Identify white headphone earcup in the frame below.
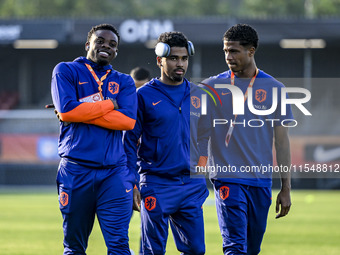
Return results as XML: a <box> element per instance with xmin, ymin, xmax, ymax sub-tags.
<box><xmin>155</xmin><ymin>41</ymin><xmax>194</xmax><ymax>57</ymax></box>
<box><xmin>187</xmin><ymin>41</ymin><xmax>195</xmax><ymax>56</ymax></box>
<box><xmin>155</xmin><ymin>42</ymin><xmax>170</xmax><ymax>57</ymax></box>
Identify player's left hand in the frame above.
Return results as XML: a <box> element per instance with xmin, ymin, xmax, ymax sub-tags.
<box><xmin>53</xmin><ymin>109</ymin><xmax>71</xmax><ymax>127</ymax></box>
<box><xmin>275</xmin><ymin>187</ymin><xmax>291</xmax><ymax>219</ymax></box>
<box><xmin>133</xmin><ymin>188</ymin><xmax>141</xmax><ymax>212</ymax></box>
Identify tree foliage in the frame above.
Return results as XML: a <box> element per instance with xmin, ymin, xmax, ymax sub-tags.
<box><xmin>0</xmin><ymin>0</ymin><xmax>339</xmax><ymax>18</ymax></box>
<box><xmin>241</xmin><ymin>0</ymin><xmax>305</xmax><ymax>17</ymax></box>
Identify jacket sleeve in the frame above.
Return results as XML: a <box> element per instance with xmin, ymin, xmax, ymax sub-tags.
<box><xmin>58</xmin><ymin>100</ymin><xmax>115</xmax><ymax>122</ymax></box>
<box><xmin>197</xmin><ymin>79</ymin><xmax>214</xmax><ymax>158</ymax></box>
<box><xmin>85</xmin><ymin>111</ymin><xmax>136</xmax><ymax>130</ymax></box>
<box><xmin>124</xmin><ymin>92</ymin><xmax>145</xmax><ymax>186</ymax></box>
<box><xmin>85</xmin><ymin>75</ymin><xmax>137</xmax><ymax>130</ymax></box>
<box><xmin>51</xmin><ymin>63</ymin><xmax>137</xmax><ymax>130</ymax></box>
<box><xmin>197</xmin><ymin>113</ymin><xmax>210</xmax><ymax>158</ymax></box>
<box><xmin>51</xmin><ymin>63</ymin><xmax>115</xmax><ymax>122</ymax></box>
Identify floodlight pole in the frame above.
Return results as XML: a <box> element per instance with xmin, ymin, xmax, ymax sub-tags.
<box><xmin>280</xmin><ymin>38</ymin><xmax>326</xmax><ymax>111</ymax></box>
<box><xmin>19</xmin><ymin>56</ymin><xmax>31</xmax><ymax>107</ymax></box>
<box><xmin>304</xmin><ymin>48</ymin><xmax>312</xmax><ymax>109</ymax></box>
<box><xmin>192</xmin><ymin>45</ymin><xmax>202</xmax><ymax>79</ymax></box>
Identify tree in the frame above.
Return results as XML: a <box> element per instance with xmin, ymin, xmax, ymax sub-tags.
<box><xmin>241</xmin><ymin>0</ymin><xmax>305</xmax><ymax>17</ymax></box>
<box><xmin>0</xmin><ymin>0</ymin><xmax>339</xmax><ymax>18</ymax></box>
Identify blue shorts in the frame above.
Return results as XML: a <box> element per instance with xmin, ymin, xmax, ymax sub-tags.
<box><xmin>57</xmin><ymin>159</ymin><xmax>134</xmax><ymax>255</ymax></box>
<box><xmin>213</xmin><ymin>181</ymin><xmax>272</xmax><ymax>255</ymax></box>
<box><xmin>140</xmin><ymin>178</ymin><xmax>208</xmax><ymax>255</ymax></box>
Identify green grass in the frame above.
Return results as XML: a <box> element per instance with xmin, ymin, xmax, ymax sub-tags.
<box><xmin>0</xmin><ymin>188</ymin><xmax>340</xmax><ymax>254</ymax></box>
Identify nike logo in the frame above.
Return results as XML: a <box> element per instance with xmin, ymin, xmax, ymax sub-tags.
<box><xmin>152</xmin><ymin>100</ymin><xmax>162</xmax><ymax>106</ymax></box>
<box><xmin>126</xmin><ymin>189</ymin><xmax>132</xmax><ymax>193</ymax></box>
<box><xmin>313</xmin><ymin>146</ymin><xmax>340</xmax><ymax>162</ymax></box>
<box><xmin>221</xmin><ymin>92</ymin><xmax>231</xmax><ymax>95</ymax></box>
<box><xmin>78</xmin><ymin>81</ymin><xmax>88</xmax><ymax>85</ymax></box>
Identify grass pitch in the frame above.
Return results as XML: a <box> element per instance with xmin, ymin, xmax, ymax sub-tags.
<box><xmin>0</xmin><ymin>187</ymin><xmax>339</xmax><ymax>254</ymax></box>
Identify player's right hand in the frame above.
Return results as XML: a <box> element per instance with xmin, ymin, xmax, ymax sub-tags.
<box><xmin>133</xmin><ymin>188</ymin><xmax>141</xmax><ymax>212</ymax></box>
<box><xmin>54</xmin><ymin>109</ymin><xmax>71</xmax><ymax>127</ymax></box>
<box><xmin>45</xmin><ymin>104</ymin><xmax>55</xmax><ymax>109</ymax></box>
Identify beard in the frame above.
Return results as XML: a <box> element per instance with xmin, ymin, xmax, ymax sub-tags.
<box><xmin>171</xmin><ymin>74</ymin><xmax>184</xmax><ymax>82</ymax></box>
<box><xmin>170</xmin><ymin>69</ymin><xmax>185</xmax><ymax>82</ymax></box>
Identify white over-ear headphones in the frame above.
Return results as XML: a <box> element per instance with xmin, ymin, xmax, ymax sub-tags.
<box><xmin>155</xmin><ymin>41</ymin><xmax>195</xmax><ymax>57</ymax></box>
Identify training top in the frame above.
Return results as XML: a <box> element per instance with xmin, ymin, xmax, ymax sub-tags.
<box><xmin>51</xmin><ymin>57</ymin><xmax>137</xmax><ymax>169</ymax></box>
<box><xmin>124</xmin><ymin>78</ymin><xmax>206</xmax><ymax>185</ymax></box>
<box><xmin>201</xmin><ymin>69</ymin><xmax>294</xmax><ymax>187</ymax></box>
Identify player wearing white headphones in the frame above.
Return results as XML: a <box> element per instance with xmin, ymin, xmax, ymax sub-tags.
<box><xmin>124</xmin><ymin>31</ymin><xmax>208</xmax><ymax>255</ymax></box>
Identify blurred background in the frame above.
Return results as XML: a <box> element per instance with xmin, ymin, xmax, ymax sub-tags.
<box><xmin>0</xmin><ymin>0</ymin><xmax>340</xmax><ymax>189</ymax></box>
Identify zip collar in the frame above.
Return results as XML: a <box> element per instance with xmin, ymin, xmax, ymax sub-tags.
<box><xmin>147</xmin><ymin>78</ymin><xmax>191</xmax><ymax>110</ymax></box>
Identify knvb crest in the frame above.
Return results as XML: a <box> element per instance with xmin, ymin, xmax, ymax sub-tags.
<box><xmin>255</xmin><ymin>89</ymin><xmax>267</xmax><ymax>103</ymax></box>
<box><xmin>109</xmin><ymin>82</ymin><xmax>119</xmax><ymax>95</ymax></box>
<box><xmin>219</xmin><ymin>186</ymin><xmax>229</xmax><ymax>200</ymax></box>
<box><xmin>145</xmin><ymin>196</ymin><xmax>156</xmax><ymax>211</ymax></box>
<box><xmin>60</xmin><ymin>191</ymin><xmax>69</xmax><ymax>206</ymax></box>
<box><xmin>191</xmin><ymin>96</ymin><xmax>201</xmax><ymax>109</ymax></box>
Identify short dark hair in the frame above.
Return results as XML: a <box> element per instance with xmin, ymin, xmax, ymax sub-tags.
<box><xmin>87</xmin><ymin>23</ymin><xmax>120</xmax><ymax>44</ymax></box>
<box><xmin>130</xmin><ymin>67</ymin><xmax>151</xmax><ymax>81</ymax></box>
<box><xmin>157</xmin><ymin>31</ymin><xmax>189</xmax><ymax>49</ymax></box>
<box><xmin>223</xmin><ymin>24</ymin><xmax>259</xmax><ymax>49</ymax></box>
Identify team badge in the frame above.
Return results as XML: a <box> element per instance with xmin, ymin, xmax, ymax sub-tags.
<box><xmin>255</xmin><ymin>89</ymin><xmax>267</xmax><ymax>103</ymax></box>
<box><xmin>59</xmin><ymin>191</ymin><xmax>69</xmax><ymax>206</ymax></box>
<box><xmin>109</xmin><ymin>82</ymin><xmax>119</xmax><ymax>95</ymax></box>
<box><xmin>219</xmin><ymin>186</ymin><xmax>229</xmax><ymax>200</ymax></box>
<box><xmin>144</xmin><ymin>196</ymin><xmax>156</xmax><ymax>211</ymax></box>
<box><xmin>191</xmin><ymin>96</ymin><xmax>200</xmax><ymax>109</ymax></box>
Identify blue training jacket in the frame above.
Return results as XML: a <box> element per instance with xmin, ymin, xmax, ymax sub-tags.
<box><xmin>201</xmin><ymin>69</ymin><xmax>294</xmax><ymax>187</ymax></box>
<box><xmin>51</xmin><ymin>57</ymin><xmax>137</xmax><ymax>169</ymax></box>
<box><xmin>124</xmin><ymin>78</ymin><xmax>206</xmax><ymax>185</ymax></box>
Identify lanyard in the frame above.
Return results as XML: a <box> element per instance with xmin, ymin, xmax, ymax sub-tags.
<box><xmin>225</xmin><ymin>68</ymin><xmax>258</xmax><ymax>147</ymax></box>
<box><xmin>230</xmin><ymin>68</ymin><xmax>258</xmax><ymax>125</ymax></box>
<box><xmin>85</xmin><ymin>63</ymin><xmax>111</xmax><ymax>99</ymax></box>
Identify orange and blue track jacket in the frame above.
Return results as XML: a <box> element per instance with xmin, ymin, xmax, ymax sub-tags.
<box><xmin>51</xmin><ymin>57</ymin><xmax>137</xmax><ymax>168</ymax></box>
